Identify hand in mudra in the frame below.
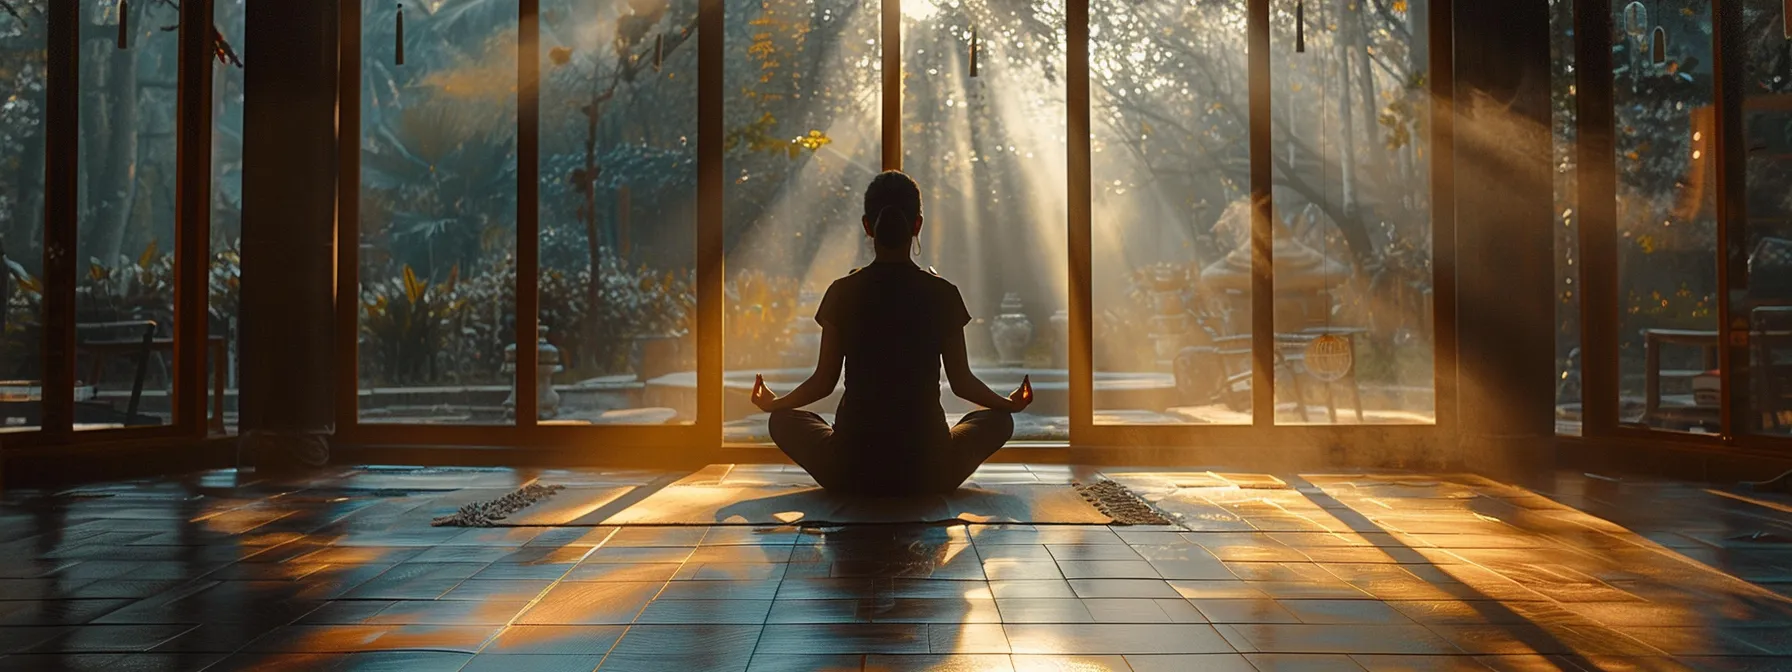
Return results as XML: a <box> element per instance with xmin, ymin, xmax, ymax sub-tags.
<box><xmin>751</xmin><ymin>374</ymin><xmax>780</xmax><ymax>413</ymax></box>
<box><xmin>1006</xmin><ymin>375</ymin><xmax>1033</xmax><ymax>413</ymax></box>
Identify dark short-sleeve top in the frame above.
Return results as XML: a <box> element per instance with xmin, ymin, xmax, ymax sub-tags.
<box><xmin>816</xmin><ymin>261</ymin><xmax>973</xmax><ymax>451</ymax></box>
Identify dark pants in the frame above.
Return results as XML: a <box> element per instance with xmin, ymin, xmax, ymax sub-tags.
<box><xmin>769</xmin><ymin>409</ymin><xmax>1015</xmax><ymax>496</ymax></box>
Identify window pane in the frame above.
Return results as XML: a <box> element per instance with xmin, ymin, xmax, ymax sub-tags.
<box><xmin>903</xmin><ymin>0</ymin><xmax>1067</xmax><ymax>441</ymax></box>
<box><xmin>722</xmin><ymin>0</ymin><xmax>881</xmax><ymax>443</ymax></box>
<box><xmin>76</xmin><ymin>0</ymin><xmax>181</xmax><ymax>430</ymax></box>
<box><xmin>1092</xmin><ymin>0</ymin><xmax>1250</xmax><ymax>426</ymax></box>
<box><xmin>1611</xmin><ymin>1</ymin><xmax>1717</xmax><ymax>433</ymax></box>
<box><xmin>0</xmin><ymin>1</ymin><xmax>46</xmax><ymax>432</ymax></box>
<box><xmin>1738</xmin><ymin>0</ymin><xmax>1792</xmax><ymax>436</ymax></box>
<box><xmin>1551</xmin><ymin>0</ymin><xmax>1581</xmax><ymax>436</ymax></box>
<box><xmin>357</xmin><ymin>1</ymin><xmax>518</xmax><ymax>425</ymax></box>
<box><xmin>213</xmin><ymin>0</ymin><xmax>244</xmax><ymax>434</ymax></box>
<box><xmin>536</xmin><ymin>0</ymin><xmax>698</xmax><ymax>425</ymax></box>
<box><xmin>1271</xmin><ymin>0</ymin><xmax>1435</xmax><ymax>425</ymax></box>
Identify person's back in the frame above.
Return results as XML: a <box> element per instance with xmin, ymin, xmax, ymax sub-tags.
<box><xmin>752</xmin><ymin>170</ymin><xmax>1031</xmax><ymax>496</ymax></box>
<box><xmin>819</xmin><ymin>262</ymin><xmax>968</xmax><ymax>484</ymax></box>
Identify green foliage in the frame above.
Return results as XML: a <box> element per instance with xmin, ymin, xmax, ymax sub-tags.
<box><xmin>360</xmin><ymin>264</ymin><xmax>469</xmax><ymax>386</ymax></box>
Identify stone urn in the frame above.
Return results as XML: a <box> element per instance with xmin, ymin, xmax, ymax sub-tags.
<box><xmin>503</xmin><ymin>326</ymin><xmax>565</xmax><ymax>419</ymax></box>
<box><xmin>991</xmin><ymin>292</ymin><xmax>1033</xmax><ymax>367</ymax></box>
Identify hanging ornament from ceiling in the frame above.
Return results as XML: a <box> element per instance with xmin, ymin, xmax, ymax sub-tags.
<box><xmin>396</xmin><ymin>3</ymin><xmax>406</xmax><ymax>66</ymax></box>
<box><xmin>1295</xmin><ymin>0</ymin><xmax>1306</xmax><ymax>53</ymax></box>
<box><xmin>969</xmin><ymin>27</ymin><xmax>979</xmax><ymax>77</ymax></box>
<box><xmin>1649</xmin><ymin>0</ymin><xmax>1667</xmax><ymax>65</ymax></box>
<box><xmin>654</xmin><ymin>34</ymin><xmax>664</xmax><ymax>72</ymax></box>
<box><xmin>116</xmin><ymin>0</ymin><xmax>128</xmax><ymax>50</ymax></box>
<box><xmin>1622</xmin><ymin>2</ymin><xmax>1648</xmax><ymax>43</ymax></box>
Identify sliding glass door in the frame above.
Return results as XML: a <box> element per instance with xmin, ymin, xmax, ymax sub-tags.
<box><xmin>333</xmin><ymin>0</ymin><xmax>1454</xmax><ymax>450</ymax></box>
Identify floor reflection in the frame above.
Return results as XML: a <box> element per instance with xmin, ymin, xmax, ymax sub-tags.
<box><xmin>0</xmin><ymin>466</ymin><xmax>1788</xmax><ymax>669</ymax></box>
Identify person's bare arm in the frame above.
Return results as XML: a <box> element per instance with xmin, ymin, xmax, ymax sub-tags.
<box><xmin>753</xmin><ymin>326</ymin><xmax>844</xmax><ymax>412</ymax></box>
<box><xmin>943</xmin><ymin>331</ymin><xmax>1031</xmax><ymax>412</ymax></box>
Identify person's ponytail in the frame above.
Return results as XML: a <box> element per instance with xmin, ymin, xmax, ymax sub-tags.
<box><xmin>872</xmin><ymin>204</ymin><xmax>913</xmax><ymax>250</ymax></box>
<box><xmin>863</xmin><ymin>171</ymin><xmax>923</xmax><ymax>252</ymax></box>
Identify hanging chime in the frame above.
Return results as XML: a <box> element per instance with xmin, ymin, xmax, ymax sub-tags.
<box><xmin>969</xmin><ymin>27</ymin><xmax>979</xmax><ymax>77</ymax></box>
<box><xmin>1295</xmin><ymin>0</ymin><xmax>1306</xmax><ymax>53</ymax></box>
<box><xmin>1622</xmin><ymin>2</ymin><xmax>1646</xmax><ymax>38</ymax></box>
<box><xmin>1785</xmin><ymin>0</ymin><xmax>1791</xmax><ymax>40</ymax></box>
<box><xmin>653</xmin><ymin>34</ymin><xmax>664</xmax><ymax>72</ymax></box>
<box><xmin>116</xmin><ymin>0</ymin><xmax>128</xmax><ymax>50</ymax></box>
<box><xmin>395</xmin><ymin>3</ymin><xmax>406</xmax><ymax>66</ymax></box>
<box><xmin>1647</xmin><ymin>0</ymin><xmax>1666</xmax><ymax>65</ymax></box>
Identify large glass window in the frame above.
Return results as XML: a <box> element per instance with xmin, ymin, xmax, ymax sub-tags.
<box><xmin>1738</xmin><ymin>0</ymin><xmax>1792</xmax><ymax>436</ymax></box>
<box><xmin>1271</xmin><ymin>0</ymin><xmax>1435</xmax><ymax>425</ymax></box>
<box><xmin>721</xmin><ymin>0</ymin><xmax>881</xmax><ymax>443</ymax></box>
<box><xmin>903</xmin><ymin>0</ymin><xmax>1067</xmax><ymax>440</ymax></box>
<box><xmin>536</xmin><ymin>0</ymin><xmax>699</xmax><ymax>425</ymax></box>
<box><xmin>357</xmin><ymin>1</ymin><xmax>519</xmax><ymax>425</ymax></box>
<box><xmin>1091</xmin><ymin>0</ymin><xmax>1250</xmax><ymax>426</ymax></box>
<box><xmin>0</xmin><ymin>1</ymin><xmax>46</xmax><ymax>432</ymax></box>
<box><xmin>76</xmin><ymin>0</ymin><xmax>182</xmax><ymax>430</ymax></box>
<box><xmin>1611</xmin><ymin>0</ymin><xmax>1718</xmax><ymax>433</ymax></box>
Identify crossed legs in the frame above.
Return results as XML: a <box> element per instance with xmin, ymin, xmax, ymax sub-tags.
<box><xmin>768</xmin><ymin>409</ymin><xmax>1015</xmax><ymax>495</ymax></box>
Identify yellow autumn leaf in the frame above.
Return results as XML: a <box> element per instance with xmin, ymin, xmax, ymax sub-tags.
<box><xmin>403</xmin><ymin>265</ymin><xmax>427</xmax><ymax>305</ymax></box>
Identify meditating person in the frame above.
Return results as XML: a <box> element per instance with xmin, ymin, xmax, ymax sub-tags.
<box><xmin>751</xmin><ymin>170</ymin><xmax>1033</xmax><ymax>496</ymax></box>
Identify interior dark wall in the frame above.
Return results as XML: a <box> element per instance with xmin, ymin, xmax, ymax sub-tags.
<box><xmin>1452</xmin><ymin>0</ymin><xmax>1558</xmax><ymax>469</ymax></box>
<box><xmin>239</xmin><ymin>2</ymin><xmax>339</xmax><ymax>450</ymax></box>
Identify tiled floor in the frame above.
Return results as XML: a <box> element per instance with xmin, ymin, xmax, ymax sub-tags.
<box><xmin>0</xmin><ymin>465</ymin><xmax>1790</xmax><ymax>671</ymax></box>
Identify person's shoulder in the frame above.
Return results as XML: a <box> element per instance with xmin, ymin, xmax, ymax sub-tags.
<box><xmin>918</xmin><ymin>266</ymin><xmax>960</xmax><ymax>291</ymax></box>
<box><xmin>831</xmin><ymin>266</ymin><xmax>868</xmax><ymax>284</ymax></box>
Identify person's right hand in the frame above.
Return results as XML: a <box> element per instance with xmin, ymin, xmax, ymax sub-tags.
<box><xmin>751</xmin><ymin>374</ymin><xmax>780</xmax><ymax>413</ymax></box>
<box><xmin>1005</xmin><ymin>375</ymin><xmax>1033</xmax><ymax>413</ymax></box>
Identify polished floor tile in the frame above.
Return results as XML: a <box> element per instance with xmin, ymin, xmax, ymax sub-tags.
<box><xmin>0</xmin><ymin>466</ymin><xmax>1787</xmax><ymax>669</ymax></box>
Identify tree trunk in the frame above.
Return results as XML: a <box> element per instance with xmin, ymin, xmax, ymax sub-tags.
<box><xmin>92</xmin><ymin>35</ymin><xmax>140</xmax><ymax>266</ymax></box>
<box><xmin>1334</xmin><ymin>0</ymin><xmax>1358</xmax><ymax>221</ymax></box>
<box><xmin>1356</xmin><ymin>2</ymin><xmax>1388</xmax><ymax>214</ymax></box>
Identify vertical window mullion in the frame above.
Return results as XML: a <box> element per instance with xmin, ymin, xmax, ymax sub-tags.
<box><xmin>176</xmin><ymin>0</ymin><xmax>216</xmax><ymax>436</ymax></box>
<box><xmin>42</xmin><ymin>0</ymin><xmax>79</xmax><ymax>437</ymax></box>
<box><xmin>517</xmin><ymin>0</ymin><xmax>542</xmax><ymax>428</ymax></box>
<box><xmin>1248</xmin><ymin>0</ymin><xmax>1274</xmax><ymax>429</ymax></box>
<box><xmin>883</xmin><ymin>0</ymin><xmax>901</xmax><ymax>170</ymax></box>
<box><xmin>698</xmin><ymin>0</ymin><xmax>725</xmax><ymax>441</ymax></box>
<box><xmin>1430</xmin><ymin>0</ymin><xmax>1457</xmax><ymax>434</ymax></box>
<box><xmin>1068</xmin><ymin>0</ymin><xmax>1092</xmax><ymax>443</ymax></box>
<box><xmin>1574</xmin><ymin>0</ymin><xmax>1619</xmax><ymax>437</ymax></box>
<box><xmin>337</xmin><ymin>1</ymin><xmax>363</xmax><ymax>435</ymax></box>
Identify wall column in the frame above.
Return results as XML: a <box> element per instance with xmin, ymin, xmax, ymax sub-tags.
<box><xmin>238</xmin><ymin>0</ymin><xmax>339</xmax><ymax>469</ymax></box>
<box><xmin>1451</xmin><ymin>0</ymin><xmax>1558</xmax><ymax>472</ymax></box>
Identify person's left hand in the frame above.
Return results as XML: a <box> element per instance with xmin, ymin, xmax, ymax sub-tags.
<box><xmin>751</xmin><ymin>374</ymin><xmax>780</xmax><ymax>413</ymax></box>
<box><xmin>1005</xmin><ymin>375</ymin><xmax>1034</xmax><ymax>413</ymax></box>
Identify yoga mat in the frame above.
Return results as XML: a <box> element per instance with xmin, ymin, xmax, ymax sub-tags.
<box><xmin>585</xmin><ymin>481</ymin><xmax>1114</xmax><ymax>526</ymax></box>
